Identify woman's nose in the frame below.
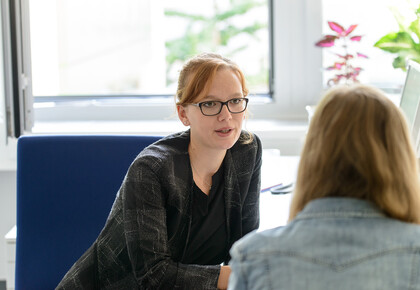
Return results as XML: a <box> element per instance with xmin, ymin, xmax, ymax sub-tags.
<box><xmin>218</xmin><ymin>103</ymin><xmax>232</xmax><ymax>121</ymax></box>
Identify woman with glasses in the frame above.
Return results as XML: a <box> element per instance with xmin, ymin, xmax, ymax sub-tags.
<box><xmin>228</xmin><ymin>84</ymin><xmax>420</xmax><ymax>289</ymax></box>
<box><xmin>57</xmin><ymin>52</ymin><xmax>262</xmax><ymax>290</ymax></box>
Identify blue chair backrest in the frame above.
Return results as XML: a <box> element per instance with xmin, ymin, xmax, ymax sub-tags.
<box><xmin>15</xmin><ymin>134</ymin><xmax>161</xmax><ymax>290</ymax></box>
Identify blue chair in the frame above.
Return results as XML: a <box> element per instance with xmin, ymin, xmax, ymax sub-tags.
<box><xmin>15</xmin><ymin>134</ymin><xmax>162</xmax><ymax>290</ymax></box>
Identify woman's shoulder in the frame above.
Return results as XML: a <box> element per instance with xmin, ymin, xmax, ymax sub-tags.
<box><xmin>235</xmin><ymin>131</ymin><xmax>261</xmax><ymax>149</ymax></box>
<box><xmin>129</xmin><ymin>131</ymin><xmax>189</xmax><ymax>169</ymax></box>
<box><xmin>140</xmin><ymin>131</ymin><xmax>189</xmax><ymax>156</ymax></box>
<box><xmin>229</xmin><ymin>131</ymin><xmax>262</xmax><ymax>161</ymax></box>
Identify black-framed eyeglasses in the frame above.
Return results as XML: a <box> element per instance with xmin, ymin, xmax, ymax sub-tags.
<box><xmin>191</xmin><ymin>98</ymin><xmax>249</xmax><ymax>116</ymax></box>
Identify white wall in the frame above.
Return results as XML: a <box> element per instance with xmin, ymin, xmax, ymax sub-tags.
<box><xmin>0</xmin><ymin>0</ymin><xmax>17</xmax><ymax>282</ymax></box>
<box><xmin>0</xmin><ymin>170</ymin><xmax>16</xmax><ymax>283</ymax></box>
<box><xmin>0</xmin><ymin>117</ymin><xmax>17</xmax><ymax>284</ymax></box>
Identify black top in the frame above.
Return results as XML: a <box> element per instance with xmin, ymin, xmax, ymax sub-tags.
<box><xmin>182</xmin><ymin>163</ymin><xmax>227</xmax><ymax>265</ymax></box>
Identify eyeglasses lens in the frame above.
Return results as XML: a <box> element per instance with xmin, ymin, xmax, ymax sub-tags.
<box><xmin>201</xmin><ymin>99</ymin><xmax>247</xmax><ymax>116</ymax></box>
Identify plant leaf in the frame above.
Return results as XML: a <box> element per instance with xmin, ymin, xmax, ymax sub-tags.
<box><xmin>315</xmin><ymin>35</ymin><xmax>337</xmax><ymax>47</ymax></box>
<box><xmin>345</xmin><ymin>24</ymin><xmax>358</xmax><ymax>36</ymax></box>
<box><xmin>334</xmin><ymin>62</ymin><xmax>346</xmax><ymax>69</ymax></box>
<box><xmin>357</xmin><ymin>52</ymin><xmax>368</xmax><ymax>58</ymax></box>
<box><xmin>326</xmin><ymin>66</ymin><xmax>338</xmax><ymax>71</ymax></box>
<box><xmin>374</xmin><ymin>32</ymin><xmax>416</xmax><ymax>53</ymax></box>
<box><xmin>165</xmin><ymin>10</ymin><xmax>208</xmax><ymax>21</ymax></box>
<box><xmin>350</xmin><ymin>35</ymin><xmax>362</xmax><ymax>41</ymax></box>
<box><xmin>328</xmin><ymin>21</ymin><xmax>345</xmax><ymax>35</ymax></box>
<box><xmin>392</xmin><ymin>56</ymin><xmax>407</xmax><ymax>71</ymax></box>
<box><xmin>409</xmin><ymin>18</ymin><xmax>420</xmax><ymax>42</ymax></box>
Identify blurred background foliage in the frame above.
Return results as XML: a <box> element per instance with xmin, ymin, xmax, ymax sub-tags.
<box><xmin>374</xmin><ymin>3</ymin><xmax>420</xmax><ymax>71</ymax></box>
<box><xmin>164</xmin><ymin>0</ymin><xmax>268</xmax><ymax>90</ymax></box>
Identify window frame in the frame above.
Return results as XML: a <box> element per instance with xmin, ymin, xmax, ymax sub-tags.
<box><xmin>5</xmin><ymin>0</ymin><xmax>324</xmax><ymax>135</ymax></box>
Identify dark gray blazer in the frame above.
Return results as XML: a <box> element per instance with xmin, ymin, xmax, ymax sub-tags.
<box><xmin>57</xmin><ymin>130</ymin><xmax>262</xmax><ymax>289</ymax></box>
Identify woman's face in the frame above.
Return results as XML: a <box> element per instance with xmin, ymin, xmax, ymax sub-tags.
<box><xmin>177</xmin><ymin>68</ymin><xmax>246</xmax><ymax>153</ymax></box>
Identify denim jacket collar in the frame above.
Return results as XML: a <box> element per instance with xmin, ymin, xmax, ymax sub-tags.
<box><xmin>294</xmin><ymin>197</ymin><xmax>387</xmax><ymax>221</ymax></box>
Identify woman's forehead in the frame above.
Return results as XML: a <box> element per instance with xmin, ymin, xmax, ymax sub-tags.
<box><xmin>188</xmin><ymin>67</ymin><xmax>243</xmax><ymax>102</ymax></box>
<box><xmin>200</xmin><ymin>92</ymin><xmax>244</xmax><ymax>102</ymax></box>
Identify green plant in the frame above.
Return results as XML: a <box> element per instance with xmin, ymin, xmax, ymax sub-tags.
<box><xmin>374</xmin><ymin>4</ymin><xmax>420</xmax><ymax>71</ymax></box>
<box><xmin>315</xmin><ymin>21</ymin><xmax>368</xmax><ymax>86</ymax></box>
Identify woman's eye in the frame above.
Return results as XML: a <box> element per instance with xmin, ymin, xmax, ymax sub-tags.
<box><xmin>229</xmin><ymin>98</ymin><xmax>242</xmax><ymax>104</ymax></box>
<box><xmin>202</xmin><ymin>101</ymin><xmax>217</xmax><ymax>108</ymax></box>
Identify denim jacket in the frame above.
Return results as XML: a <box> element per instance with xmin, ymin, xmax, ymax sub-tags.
<box><xmin>57</xmin><ymin>130</ymin><xmax>262</xmax><ymax>290</ymax></box>
<box><xmin>229</xmin><ymin>197</ymin><xmax>420</xmax><ymax>290</ymax></box>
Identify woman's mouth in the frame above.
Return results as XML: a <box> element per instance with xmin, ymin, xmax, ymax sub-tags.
<box><xmin>217</xmin><ymin>129</ymin><xmax>231</xmax><ymax>133</ymax></box>
<box><xmin>215</xmin><ymin>128</ymin><xmax>233</xmax><ymax>136</ymax></box>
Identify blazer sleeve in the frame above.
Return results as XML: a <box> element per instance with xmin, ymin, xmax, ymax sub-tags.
<box><xmin>241</xmin><ymin>134</ymin><xmax>262</xmax><ymax>236</ymax></box>
<box><xmin>121</xmin><ymin>155</ymin><xmax>221</xmax><ymax>289</ymax></box>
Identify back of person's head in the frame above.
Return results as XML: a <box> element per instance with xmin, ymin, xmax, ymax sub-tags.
<box><xmin>175</xmin><ymin>52</ymin><xmax>249</xmax><ymax>105</ymax></box>
<box><xmin>289</xmin><ymin>84</ymin><xmax>420</xmax><ymax>223</ymax></box>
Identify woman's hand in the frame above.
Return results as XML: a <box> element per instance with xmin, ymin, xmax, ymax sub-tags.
<box><xmin>217</xmin><ymin>265</ymin><xmax>231</xmax><ymax>289</ymax></box>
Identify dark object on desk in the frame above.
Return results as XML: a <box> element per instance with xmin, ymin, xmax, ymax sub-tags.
<box><xmin>270</xmin><ymin>182</ymin><xmax>294</xmax><ymax>194</ymax></box>
<box><xmin>15</xmin><ymin>134</ymin><xmax>162</xmax><ymax>290</ymax></box>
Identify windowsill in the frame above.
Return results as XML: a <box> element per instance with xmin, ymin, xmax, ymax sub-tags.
<box><xmin>34</xmin><ymin>93</ymin><xmax>273</xmax><ymax>107</ymax></box>
<box><xmin>0</xmin><ymin>119</ymin><xmax>308</xmax><ymax>172</ymax></box>
<box><xmin>32</xmin><ymin>118</ymin><xmax>308</xmax><ymax>153</ymax></box>
<box><xmin>31</xmin><ymin>118</ymin><xmax>307</xmax><ymax>134</ymax></box>
<box><xmin>33</xmin><ymin>94</ymin><xmax>276</xmax><ymax>122</ymax></box>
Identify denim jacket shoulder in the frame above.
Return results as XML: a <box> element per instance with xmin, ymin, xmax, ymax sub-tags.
<box><xmin>229</xmin><ymin>198</ymin><xmax>420</xmax><ymax>290</ymax></box>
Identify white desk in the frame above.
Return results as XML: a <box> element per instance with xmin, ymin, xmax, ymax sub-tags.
<box><xmin>4</xmin><ymin>151</ymin><xmax>299</xmax><ymax>289</ymax></box>
<box><xmin>259</xmin><ymin>151</ymin><xmax>299</xmax><ymax>231</ymax></box>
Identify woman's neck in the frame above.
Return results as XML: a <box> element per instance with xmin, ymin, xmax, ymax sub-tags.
<box><xmin>189</xmin><ymin>144</ymin><xmax>226</xmax><ymax>174</ymax></box>
<box><xmin>188</xmin><ymin>144</ymin><xmax>226</xmax><ymax>194</ymax></box>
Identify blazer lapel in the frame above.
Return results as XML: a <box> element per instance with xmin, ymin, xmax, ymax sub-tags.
<box><xmin>223</xmin><ymin>150</ymin><xmax>242</xmax><ymax>249</ymax></box>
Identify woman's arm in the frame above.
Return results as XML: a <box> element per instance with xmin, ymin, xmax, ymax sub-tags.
<box><xmin>217</xmin><ymin>265</ymin><xmax>232</xmax><ymax>289</ymax></box>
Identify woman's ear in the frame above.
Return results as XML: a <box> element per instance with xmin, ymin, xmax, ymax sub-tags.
<box><xmin>177</xmin><ymin>105</ymin><xmax>190</xmax><ymax>126</ymax></box>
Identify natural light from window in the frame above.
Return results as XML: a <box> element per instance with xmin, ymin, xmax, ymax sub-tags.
<box><xmin>28</xmin><ymin>0</ymin><xmax>269</xmax><ymax>98</ymax></box>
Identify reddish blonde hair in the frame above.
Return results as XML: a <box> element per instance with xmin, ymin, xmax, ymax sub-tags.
<box><xmin>176</xmin><ymin>52</ymin><xmax>249</xmax><ymax>105</ymax></box>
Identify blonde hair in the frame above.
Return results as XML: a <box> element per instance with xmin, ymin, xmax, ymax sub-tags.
<box><xmin>289</xmin><ymin>84</ymin><xmax>420</xmax><ymax>224</ymax></box>
<box><xmin>176</xmin><ymin>52</ymin><xmax>252</xmax><ymax>143</ymax></box>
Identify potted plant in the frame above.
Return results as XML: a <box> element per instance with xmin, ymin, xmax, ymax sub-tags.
<box><xmin>315</xmin><ymin>21</ymin><xmax>368</xmax><ymax>86</ymax></box>
<box><xmin>374</xmin><ymin>4</ymin><xmax>420</xmax><ymax>71</ymax></box>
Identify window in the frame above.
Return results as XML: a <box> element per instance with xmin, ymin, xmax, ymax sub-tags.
<box><xmin>29</xmin><ymin>0</ymin><xmax>270</xmax><ymax>97</ymax></box>
<box><xmin>321</xmin><ymin>0</ymin><xmax>419</xmax><ymax>93</ymax></box>
<box><xmin>0</xmin><ymin>1</ymin><xmax>7</xmax><ymax>141</ymax></box>
<box><xmin>4</xmin><ymin>0</ymin><xmax>327</xmax><ymax>137</ymax></box>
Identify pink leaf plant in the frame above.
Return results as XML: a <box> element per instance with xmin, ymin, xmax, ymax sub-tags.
<box><xmin>315</xmin><ymin>21</ymin><xmax>368</xmax><ymax>86</ymax></box>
